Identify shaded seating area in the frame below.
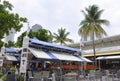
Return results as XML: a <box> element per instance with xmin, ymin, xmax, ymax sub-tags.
<box><xmin>96</xmin><ymin>55</ymin><xmax>120</xmax><ymax>81</ymax></box>
<box><xmin>19</xmin><ymin>37</ymin><xmax>92</xmax><ymax>81</ymax></box>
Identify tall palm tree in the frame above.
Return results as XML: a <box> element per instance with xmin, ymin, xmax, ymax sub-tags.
<box><xmin>53</xmin><ymin>27</ymin><xmax>74</xmax><ymax>45</ymax></box>
<box><xmin>78</xmin><ymin>5</ymin><xmax>109</xmax><ymax>66</ymax></box>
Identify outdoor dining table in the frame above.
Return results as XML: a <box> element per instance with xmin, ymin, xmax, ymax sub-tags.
<box><xmin>65</xmin><ymin>72</ymin><xmax>78</xmax><ymax>76</ymax></box>
<box><xmin>64</xmin><ymin>72</ymin><xmax>77</xmax><ymax>81</ymax></box>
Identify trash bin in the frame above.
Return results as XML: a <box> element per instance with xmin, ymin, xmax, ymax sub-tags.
<box><xmin>6</xmin><ymin>71</ymin><xmax>16</xmax><ymax>81</ymax></box>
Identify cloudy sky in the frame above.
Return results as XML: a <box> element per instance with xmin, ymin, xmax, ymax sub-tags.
<box><xmin>8</xmin><ymin>0</ymin><xmax>120</xmax><ymax>43</ymax></box>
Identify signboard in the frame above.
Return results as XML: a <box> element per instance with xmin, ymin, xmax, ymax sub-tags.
<box><xmin>111</xmin><ymin>61</ymin><xmax>119</xmax><ymax>63</ymax></box>
<box><xmin>20</xmin><ymin>54</ymin><xmax>27</xmax><ymax>73</ymax></box>
<box><xmin>0</xmin><ymin>60</ymin><xmax>3</xmax><ymax>66</ymax></box>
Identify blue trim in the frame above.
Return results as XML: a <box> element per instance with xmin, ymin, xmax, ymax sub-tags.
<box><xmin>15</xmin><ymin>56</ymin><xmax>19</xmax><ymax>61</ymax></box>
<box><xmin>5</xmin><ymin>48</ymin><xmax>17</xmax><ymax>53</ymax></box>
<box><xmin>44</xmin><ymin>51</ymin><xmax>59</xmax><ymax>60</ymax></box>
<box><xmin>100</xmin><ymin>56</ymin><xmax>107</xmax><ymax>60</ymax></box>
<box><xmin>5</xmin><ymin>48</ymin><xmax>22</xmax><ymax>54</ymax></box>
<box><xmin>74</xmin><ymin>56</ymin><xmax>86</xmax><ymax>61</ymax></box>
<box><xmin>18</xmin><ymin>50</ymin><xmax>22</xmax><ymax>54</ymax></box>
<box><xmin>29</xmin><ymin>39</ymin><xmax>81</xmax><ymax>53</ymax></box>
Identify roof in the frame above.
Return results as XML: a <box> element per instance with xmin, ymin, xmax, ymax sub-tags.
<box><xmin>29</xmin><ymin>48</ymin><xmax>91</xmax><ymax>62</ymax></box>
<box><xmin>5</xmin><ymin>48</ymin><xmax>17</xmax><ymax>53</ymax></box>
<box><xmin>68</xmin><ymin>34</ymin><xmax>120</xmax><ymax>50</ymax></box>
<box><xmin>5</xmin><ymin>48</ymin><xmax>22</xmax><ymax>54</ymax></box>
<box><xmin>84</xmin><ymin>46</ymin><xmax>120</xmax><ymax>54</ymax></box>
<box><xmin>29</xmin><ymin>39</ymin><xmax>81</xmax><ymax>53</ymax></box>
<box><xmin>96</xmin><ymin>55</ymin><xmax>120</xmax><ymax>60</ymax></box>
<box><xmin>83</xmin><ymin>46</ymin><xmax>120</xmax><ymax>57</ymax></box>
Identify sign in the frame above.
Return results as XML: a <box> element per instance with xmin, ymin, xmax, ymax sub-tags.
<box><xmin>111</xmin><ymin>61</ymin><xmax>119</xmax><ymax>63</ymax></box>
<box><xmin>0</xmin><ymin>60</ymin><xmax>3</xmax><ymax>66</ymax></box>
<box><xmin>20</xmin><ymin>54</ymin><xmax>27</xmax><ymax>73</ymax></box>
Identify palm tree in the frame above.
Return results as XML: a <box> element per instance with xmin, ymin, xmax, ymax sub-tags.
<box><xmin>53</xmin><ymin>27</ymin><xmax>74</xmax><ymax>45</ymax></box>
<box><xmin>78</xmin><ymin>4</ymin><xmax>109</xmax><ymax>66</ymax></box>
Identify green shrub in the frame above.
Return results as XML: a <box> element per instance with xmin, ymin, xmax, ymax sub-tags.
<box><xmin>10</xmin><ymin>67</ymin><xmax>16</xmax><ymax>71</ymax></box>
<box><xmin>16</xmin><ymin>75</ymin><xmax>24</xmax><ymax>81</ymax></box>
<box><xmin>0</xmin><ymin>72</ymin><xmax>3</xmax><ymax>78</ymax></box>
<box><xmin>1</xmin><ymin>74</ymin><xmax>7</xmax><ymax>81</ymax></box>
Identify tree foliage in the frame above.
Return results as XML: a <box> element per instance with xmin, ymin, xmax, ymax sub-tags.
<box><xmin>0</xmin><ymin>1</ymin><xmax>27</xmax><ymax>40</ymax></box>
<box><xmin>53</xmin><ymin>27</ymin><xmax>74</xmax><ymax>45</ymax></box>
<box><xmin>32</xmin><ymin>28</ymin><xmax>53</xmax><ymax>42</ymax></box>
<box><xmin>15</xmin><ymin>31</ymin><xmax>27</xmax><ymax>47</ymax></box>
<box><xmin>0</xmin><ymin>40</ymin><xmax>4</xmax><ymax>49</ymax></box>
<box><xmin>79</xmin><ymin>4</ymin><xmax>109</xmax><ymax>66</ymax></box>
<box><xmin>16</xmin><ymin>27</ymin><xmax>53</xmax><ymax>47</ymax></box>
<box><xmin>78</xmin><ymin>4</ymin><xmax>109</xmax><ymax>38</ymax></box>
<box><xmin>5</xmin><ymin>40</ymin><xmax>15</xmax><ymax>48</ymax></box>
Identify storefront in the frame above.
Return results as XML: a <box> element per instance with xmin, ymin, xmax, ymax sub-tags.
<box><xmin>19</xmin><ymin>37</ymin><xmax>92</xmax><ymax>81</ymax></box>
<box><xmin>96</xmin><ymin>55</ymin><xmax>120</xmax><ymax>70</ymax></box>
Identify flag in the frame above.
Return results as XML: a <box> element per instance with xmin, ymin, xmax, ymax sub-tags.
<box><xmin>80</xmin><ymin>41</ymin><xmax>84</xmax><ymax>47</ymax></box>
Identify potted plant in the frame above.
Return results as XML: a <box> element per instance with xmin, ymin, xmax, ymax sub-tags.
<box><xmin>1</xmin><ymin>74</ymin><xmax>7</xmax><ymax>81</ymax></box>
<box><xmin>16</xmin><ymin>75</ymin><xmax>24</xmax><ymax>81</ymax></box>
<box><xmin>0</xmin><ymin>72</ymin><xmax>3</xmax><ymax>78</ymax></box>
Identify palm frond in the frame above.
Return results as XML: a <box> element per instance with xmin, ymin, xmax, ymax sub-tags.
<box><xmin>53</xmin><ymin>27</ymin><xmax>73</xmax><ymax>45</ymax></box>
<box><xmin>96</xmin><ymin>19</ymin><xmax>110</xmax><ymax>26</ymax></box>
<box><xmin>94</xmin><ymin>10</ymin><xmax>104</xmax><ymax>19</ymax></box>
<box><xmin>79</xmin><ymin>4</ymin><xmax>109</xmax><ymax>39</ymax></box>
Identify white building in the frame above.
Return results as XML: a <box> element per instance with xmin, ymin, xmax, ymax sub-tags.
<box><xmin>31</xmin><ymin>24</ymin><xmax>42</xmax><ymax>32</ymax></box>
<box><xmin>5</xmin><ymin>28</ymin><xmax>15</xmax><ymax>43</ymax></box>
<box><xmin>81</xmin><ymin>33</ymin><xmax>104</xmax><ymax>42</ymax></box>
<box><xmin>68</xmin><ymin>34</ymin><xmax>120</xmax><ymax>57</ymax></box>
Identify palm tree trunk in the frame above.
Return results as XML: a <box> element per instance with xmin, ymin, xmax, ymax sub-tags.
<box><xmin>92</xmin><ymin>32</ymin><xmax>97</xmax><ymax>67</ymax></box>
<box><xmin>60</xmin><ymin>41</ymin><xmax>62</xmax><ymax>45</ymax></box>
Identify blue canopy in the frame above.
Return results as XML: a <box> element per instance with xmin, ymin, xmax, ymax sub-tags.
<box><xmin>29</xmin><ymin>39</ymin><xmax>81</xmax><ymax>53</ymax></box>
<box><xmin>29</xmin><ymin>48</ymin><xmax>83</xmax><ymax>61</ymax></box>
<box><xmin>5</xmin><ymin>48</ymin><xmax>17</xmax><ymax>53</ymax></box>
<box><xmin>29</xmin><ymin>48</ymin><xmax>92</xmax><ymax>62</ymax></box>
<box><xmin>5</xmin><ymin>48</ymin><xmax>22</xmax><ymax>54</ymax></box>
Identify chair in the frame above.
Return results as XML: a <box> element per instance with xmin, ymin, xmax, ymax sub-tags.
<box><xmin>88</xmin><ymin>70</ymin><xmax>96</xmax><ymax>81</ymax></box>
<box><xmin>33</xmin><ymin>72</ymin><xmax>42</xmax><ymax>81</ymax></box>
<box><xmin>95</xmin><ymin>71</ymin><xmax>102</xmax><ymax>81</ymax></box>
<box><xmin>105</xmin><ymin>70</ymin><xmax>114</xmax><ymax>81</ymax></box>
<box><xmin>64</xmin><ymin>76</ymin><xmax>76</xmax><ymax>81</ymax></box>
<box><xmin>41</xmin><ymin>71</ymin><xmax>51</xmax><ymax>81</ymax></box>
<box><xmin>64</xmin><ymin>72</ymin><xmax>77</xmax><ymax>81</ymax></box>
<box><xmin>113</xmin><ymin>70</ymin><xmax>120</xmax><ymax>81</ymax></box>
<box><xmin>28</xmin><ymin>71</ymin><xmax>34</xmax><ymax>81</ymax></box>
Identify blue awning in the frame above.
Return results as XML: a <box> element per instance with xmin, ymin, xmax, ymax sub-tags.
<box><xmin>96</xmin><ymin>55</ymin><xmax>120</xmax><ymax>60</ymax></box>
<box><xmin>29</xmin><ymin>48</ymin><xmax>56</xmax><ymax>60</ymax></box>
<box><xmin>15</xmin><ymin>56</ymin><xmax>20</xmax><ymax>61</ymax></box>
<box><xmin>4</xmin><ymin>55</ymin><xmax>18</xmax><ymax>61</ymax></box>
<box><xmin>44</xmin><ymin>51</ymin><xmax>59</xmax><ymax>60</ymax></box>
<box><xmin>29</xmin><ymin>48</ymin><xmax>88</xmax><ymax>62</ymax></box>
<box><xmin>74</xmin><ymin>56</ymin><xmax>92</xmax><ymax>62</ymax></box>
<box><xmin>5</xmin><ymin>48</ymin><xmax>22</xmax><ymax>54</ymax></box>
<box><xmin>29</xmin><ymin>39</ymin><xmax>81</xmax><ymax>53</ymax></box>
<box><xmin>5</xmin><ymin>48</ymin><xmax>17</xmax><ymax>53</ymax></box>
<box><xmin>47</xmin><ymin>51</ymin><xmax>83</xmax><ymax>61</ymax></box>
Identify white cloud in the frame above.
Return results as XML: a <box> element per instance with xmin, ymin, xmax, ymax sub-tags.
<box><xmin>8</xmin><ymin>0</ymin><xmax>120</xmax><ymax>43</ymax></box>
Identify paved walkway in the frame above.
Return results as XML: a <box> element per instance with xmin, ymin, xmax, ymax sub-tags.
<box><xmin>0</xmin><ymin>77</ymin><xmax>119</xmax><ymax>81</ymax></box>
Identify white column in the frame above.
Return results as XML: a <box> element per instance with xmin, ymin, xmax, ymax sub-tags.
<box><xmin>20</xmin><ymin>23</ymin><xmax>30</xmax><ymax>81</ymax></box>
<box><xmin>0</xmin><ymin>47</ymin><xmax>4</xmax><ymax>67</ymax></box>
<box><xmin>1</xmin><ymin>47</ymin><xmax>5</xmax><ymax>55</ymax></box>
<box><xmin>22</xmin><ymin>36</ymin><xmax>29</xmax><ymax>48</ymax></box>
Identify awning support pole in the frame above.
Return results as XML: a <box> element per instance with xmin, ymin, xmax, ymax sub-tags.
<box><xmin>99</xmin><ymin>60</ymin><xmax>101</xmax><ymax>70</ymax></box>
<box><xmin>59</xmin><ymin>61</ymin><xmax>63</xmax><ymax>81</ymax></box>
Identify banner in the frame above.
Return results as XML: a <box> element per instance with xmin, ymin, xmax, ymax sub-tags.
<box><xmin>0</xmin><ymin>60</ymin><xmax>3</xmax><ymax>66</ymax></box>
<box><xmin>20</xmin><ymin>54</ymin><xmax>27</xmax><ymax>73</ymax></box>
